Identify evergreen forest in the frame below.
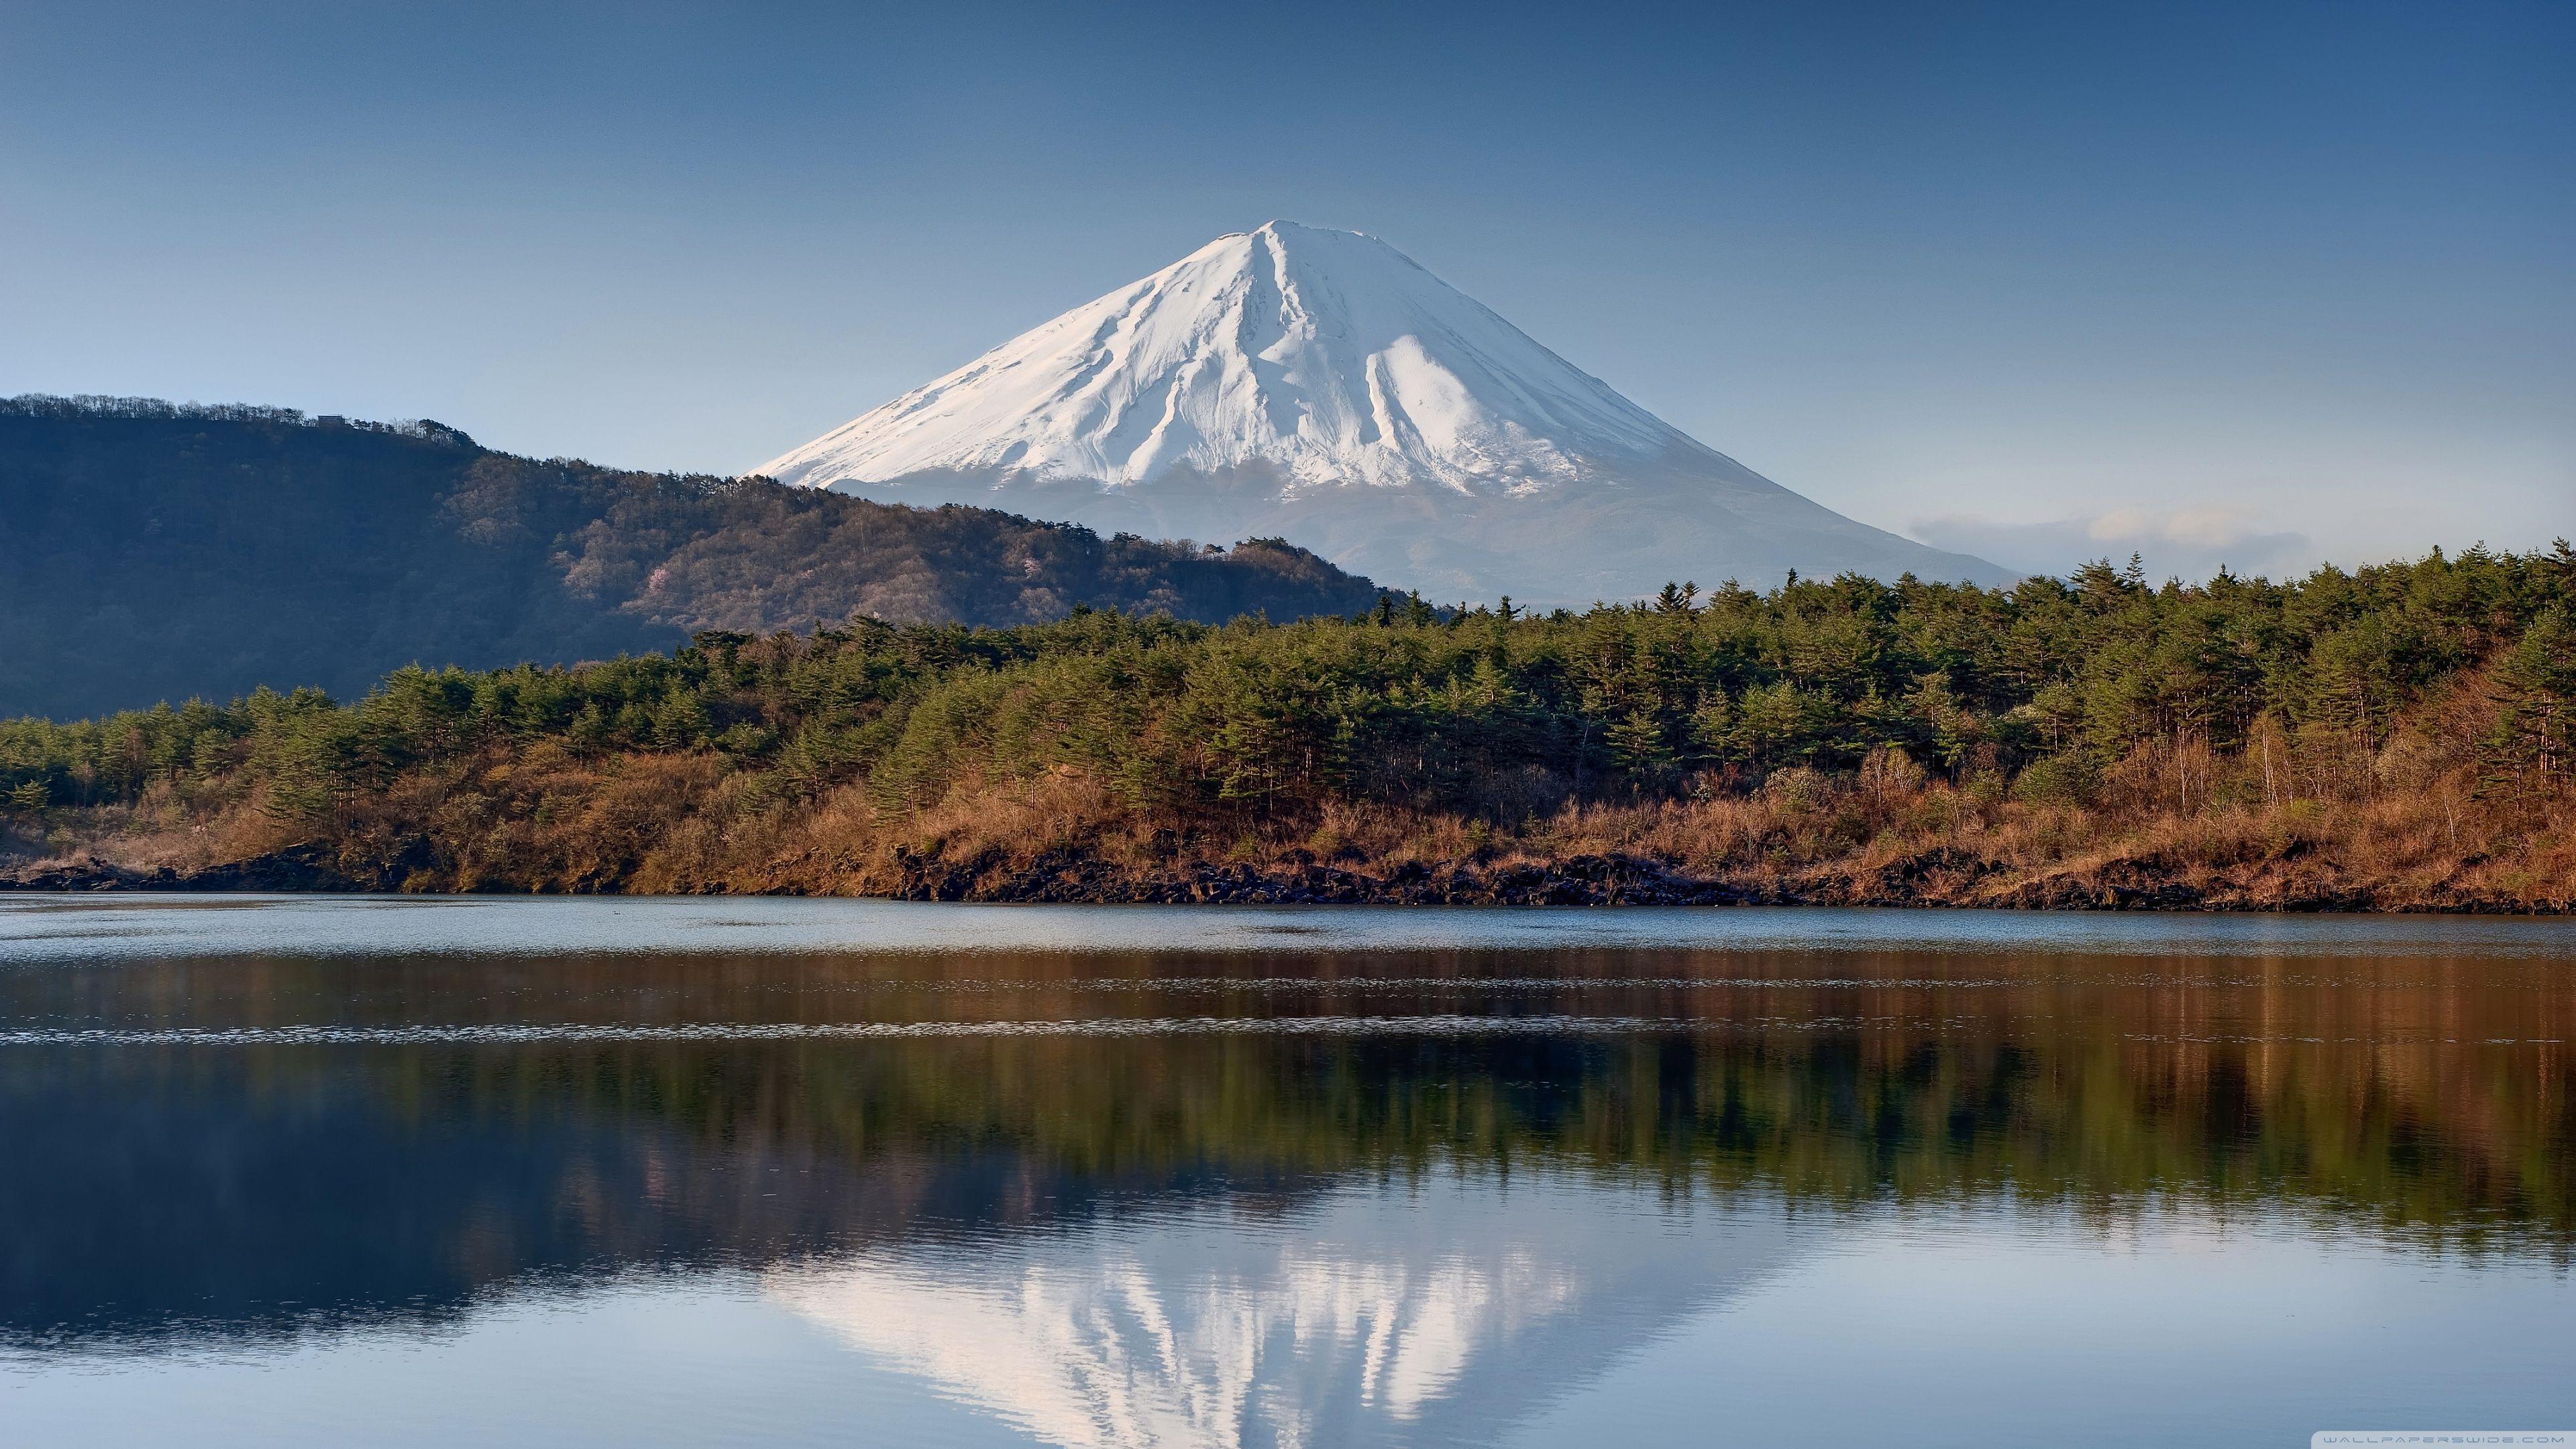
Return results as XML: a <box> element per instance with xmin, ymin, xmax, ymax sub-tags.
<box><xmin>7</xmin><ymin>531</ymin><xmax>2571</xmax><ymax>908</ymax></box>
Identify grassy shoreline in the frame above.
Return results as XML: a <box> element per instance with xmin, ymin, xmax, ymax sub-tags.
<box><xmin>9</xmin><ymin>759</ymin><xmax>2568</xmax><ymax>910</ymax></box>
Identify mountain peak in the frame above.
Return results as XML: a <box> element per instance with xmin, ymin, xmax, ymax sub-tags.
<box><xmin>760</xmin><ymin>223</ymin><xmax>1690</xmax><ymax>497</ymax></box>
<box><xmin>1245</xmin><ymin>218</ymin><xmax>1362</xmax><ymax>241</ymax></box>
<box><xmin>755</xmin><ymin>227</ymin><xmax>2008</xmax><ymax>603</ymax></box>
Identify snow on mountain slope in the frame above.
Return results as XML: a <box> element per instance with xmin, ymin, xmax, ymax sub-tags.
<box><xmin>755</xmin><ymin>222</ymin><xmax>2011</xmax><ymax>604</ymax></box>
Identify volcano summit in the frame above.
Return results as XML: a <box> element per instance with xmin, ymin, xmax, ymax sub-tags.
<box><xmin>756</xmin><ymin>221</ymin><xmax>2006</xmax><ymax>604</ymax></box>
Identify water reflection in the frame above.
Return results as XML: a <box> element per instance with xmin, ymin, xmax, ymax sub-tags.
<box><xmin>768</xmin><ymin>1178</ymin><xmax>1790</xmax><ymax>1448</ymax></box>
<box><xmin>1</xmin><ymin>904</ymin><xmax>2571</xmax><ymax>1445</ymax></box>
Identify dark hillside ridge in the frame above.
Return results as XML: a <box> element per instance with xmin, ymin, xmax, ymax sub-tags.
<box><xmin>0</xmin><ymin>396</ymin><xmax>1385</xmax><ymax>717</ymax></box>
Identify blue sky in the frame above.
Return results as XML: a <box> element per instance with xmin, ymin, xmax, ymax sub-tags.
<box><xmin>3</xmin><ymin>0</ymin><xmax>2568</xmax><ymax>580</ymax></box>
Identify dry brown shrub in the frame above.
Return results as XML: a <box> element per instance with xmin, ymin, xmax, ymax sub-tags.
<box><xmin>1857</xmin><ymin>745</ymin><xmax>1926</xmax><ymax>812</ymax></box>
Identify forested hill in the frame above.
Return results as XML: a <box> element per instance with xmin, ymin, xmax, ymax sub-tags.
<box><xmin>5</xmin><ymin>544</ymin><xmax>2571</xmax><ymax>908</ymax></box>
<box><xmin>0</xmin><ymin>396</ymin><xmax>1386</xmax><ymax>718</ymax></box>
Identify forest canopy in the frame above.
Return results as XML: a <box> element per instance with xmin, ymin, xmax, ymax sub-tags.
<box><xmin>7</xmin><ymin>540</ymin><xmax>2571</xmax><ymax>831</ymax></box>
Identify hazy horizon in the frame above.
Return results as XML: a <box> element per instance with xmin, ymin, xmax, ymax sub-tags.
<box><xmin>4</xmin><ymin>0</ymin><xmax>2568</xmax><ymax>584</ymax></box>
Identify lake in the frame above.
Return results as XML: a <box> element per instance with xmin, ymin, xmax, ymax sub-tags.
<box><xmin>1</xmin><ymin>896</ymin><xmax>2569</xmax><ymax>1446</ymax></box>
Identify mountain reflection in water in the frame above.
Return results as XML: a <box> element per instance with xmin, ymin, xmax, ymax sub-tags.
<box><xmin>0</xmin><ymin>901</ymin><xmax>2569</xmax><ymax>1447</ymax></box>
<box><xmin>765</xmin><ymin>1179</ymin><xmax>1785</xmax><ymax>1448</ymax></box>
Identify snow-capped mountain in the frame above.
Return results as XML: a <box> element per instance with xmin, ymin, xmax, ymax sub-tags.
<box><xmin>755</xmin><ymin>221</ymin><xmax>2008</xmax><ymax>604</ymax></box>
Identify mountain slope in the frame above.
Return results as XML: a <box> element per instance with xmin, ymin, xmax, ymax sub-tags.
<box><xmin>0</xmin><ymin>396</ymin><xmax>1385</xmax><ymax>718</ymax></box>
<box><xmin>758</xmin><ymin>221</ymin><xmax>2009</xmax><ymax>604</ymax></box>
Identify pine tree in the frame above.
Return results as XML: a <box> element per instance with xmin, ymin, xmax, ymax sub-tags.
<box><xmin>2481</xmin><ymin>610</ymin><xmax>2576</xmax><ymax>798</ymax></box>
<box><xmin>1605</xmin><ymin>707</ymin><xmax>1674</xmax><ymax>785</ymax></box>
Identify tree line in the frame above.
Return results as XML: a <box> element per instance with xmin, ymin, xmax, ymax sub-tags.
<box><xmin>7</xmin><ymin>543</ymin><xmax>2573</xmax><ymax>828</ymax></box>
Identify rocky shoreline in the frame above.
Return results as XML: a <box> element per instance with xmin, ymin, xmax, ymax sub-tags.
<box><xmin>5</xmin><ymin>842</ymin><xmax>2563</xmax><ymax>914</ymax></box>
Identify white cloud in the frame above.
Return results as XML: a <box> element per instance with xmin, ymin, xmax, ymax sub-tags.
<box><xmin>1911</xmin><ymin>506</ymin><xmax>2317</xmax><ymax>584</ymax></box>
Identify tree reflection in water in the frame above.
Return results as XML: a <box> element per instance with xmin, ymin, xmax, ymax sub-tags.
<box><xmin>1</xmin><ymin>933</ymin><xmax>2570</xmax><ymax>1443</ymax></box>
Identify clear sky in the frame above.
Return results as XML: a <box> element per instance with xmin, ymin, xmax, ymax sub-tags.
<box><xmin>3</xmin><ymin>0</ymin><xmax>2568</xmax><ymax>581</ymax></box>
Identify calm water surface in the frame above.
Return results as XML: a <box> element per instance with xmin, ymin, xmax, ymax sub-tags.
<box><xmin>1</xmin><ymin>897</ymin><xmax>2570</xmax><ymax>1447</ymax></box>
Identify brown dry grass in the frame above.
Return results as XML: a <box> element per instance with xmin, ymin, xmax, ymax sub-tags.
<box><xmin>10</xmin><ymin>733</ymin><xmax>2572</xmax><ymax>909</ymax></box>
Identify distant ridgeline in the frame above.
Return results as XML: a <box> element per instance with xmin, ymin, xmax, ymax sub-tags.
<box><xmin>0</xmin><ymin>396</ymin><xmax>1385</xmax><ymax>718</ymax></box>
